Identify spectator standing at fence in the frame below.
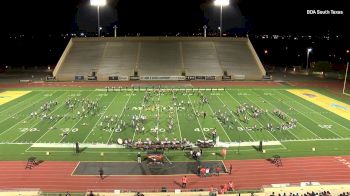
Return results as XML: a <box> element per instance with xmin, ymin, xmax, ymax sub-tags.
<box><xmin>181</xmin><ymin>176</ymin><xmax>188</xmax><ymax>188</ymax></box>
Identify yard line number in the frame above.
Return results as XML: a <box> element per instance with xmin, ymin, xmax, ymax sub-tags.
<box><xmin>194</xmin><ymin>127</ymin><xmax>213</xmax><ymax>132</ymax></box>
<box><xmin>318</xmin><ymin>124</ymin><xmax>332</xmax><ymax>129</ymax></box>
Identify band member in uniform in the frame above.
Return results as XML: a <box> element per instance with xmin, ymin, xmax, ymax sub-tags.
<box><xmin>137</xmin><ymin>152</ymin><xmax>141</xmax><ymax>163</ymax></box>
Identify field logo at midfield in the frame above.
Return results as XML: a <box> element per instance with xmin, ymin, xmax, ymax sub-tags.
<box><xmin>287</xmin><ymin>89</ymin><xmax>350</xmax><ymax>120</ymax></box>
<box><xmin>0</xmin><ymin>91</ymin><xmax>31</xmax><ymax>105</ymax></box>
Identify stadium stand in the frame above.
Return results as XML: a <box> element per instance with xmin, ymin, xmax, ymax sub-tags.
<box><xmin>215</xmin><ymin>39</ymin><xmax>265</xmax><ymax>80</ymax></box>
<box><xmin>53</xmin><ymin>37</ymin><xmax>266</xmax><ymax>81</ymax></box>
<box><xmin>139</xmin><ymin>41</ymin><xmax>182</xmax><ymax>76</ymax></box>
<box><xmin>182</xmin><ymin>41</ymin><xmax>222</xmax><ymax>77</ymax></box>
<box><xmin>98</xmin><ymin>41</ymin><xmax>139</xmax><ymax>80</ymax></box>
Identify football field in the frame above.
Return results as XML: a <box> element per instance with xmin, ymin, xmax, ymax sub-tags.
<box><xmin>1</xmin><ymin>87</ymin><xmax>350</xmax><ymax>149</ymax></box>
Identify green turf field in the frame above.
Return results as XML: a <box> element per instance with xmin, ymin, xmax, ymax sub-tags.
<box><xmin>0</xmin><ymin>87</ymin><xmax>349</xmax><ymax>161</ymax></box>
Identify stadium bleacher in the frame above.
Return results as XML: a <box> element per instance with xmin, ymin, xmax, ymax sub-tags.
<box><xmin>53</xmin><ymin>37</ymin><xmax>266</xmax><ymax>81</ymax></box>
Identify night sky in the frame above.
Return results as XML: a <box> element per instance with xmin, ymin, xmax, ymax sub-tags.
<box><xmin>0</xmin><ymin>0</ymin><xmax>348</xmax><ymax>35</ymax></box>
<box><xmin>0</xmin><ymin>0</ymin><xmax>348</xmax><ymax>67</ymax></box>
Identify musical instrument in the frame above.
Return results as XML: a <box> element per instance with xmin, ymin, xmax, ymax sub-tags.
<box><xmin>147</xmin><ymin>152</ymin><xmax>164</xmax><ymax>165</ymax></box>
<box><xmin>196</xmin><ymin>139</ymin><xmax>214</xmax><ymax>148</ymax></box>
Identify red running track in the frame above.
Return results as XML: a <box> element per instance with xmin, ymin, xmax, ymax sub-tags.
<box><xmin>1</xmin><ymin>156</ymin><xmax>350</xmax><ymax>192</ymax></box>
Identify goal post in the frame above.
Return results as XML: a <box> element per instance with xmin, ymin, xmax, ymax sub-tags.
<box><xmin>343</xmin><ymin>62</ymin><xmax>349</xmax><ymax>96</ymax></box>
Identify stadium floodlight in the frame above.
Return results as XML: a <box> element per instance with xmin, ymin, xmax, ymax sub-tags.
<box><xmin>214</xmin><ymin>0</ymin><xmax>229</xmax><ymax>37</ymax></box>
<box><xmin>306</xmin><ymin>48</ymin><xmax>312</xmax><ymax>72</ymax></box>
<box><xmin>90</xmin><ymin>0</ymin><xmax>107</xmax><ymax>37</ymax></box>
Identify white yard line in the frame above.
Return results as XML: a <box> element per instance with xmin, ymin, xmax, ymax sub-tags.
<box><xmin>12</xmin><ymin>137</ymin><xmax>350</xmax><ymax>147</ymax></box>
<box><xmin>33</xmin><ymin>90</ymin><xmax>87</xmax><ymax>144</ymax></box>
<box><xmin>282</xmin><ymin>138</ymin><xmax>350</xmax><ymax>142</ymax></box>
<box><xmin>25</xmin><ymin>146</ymin><xmax>288</xmax><ymax>154</ymax></box>
<box><xmin>248</xmin><ymin>90</ymin><xmax>301</xmax><ymax>140</ymax></box>
<box><xmin>247</xmin><ymin>90</ymin><xmax>321</xmax><ymax>139</ymax></box>
<box><xmin>282</xmin><ymin>90</ymin><xmax>350</xmax><ymax>132</ymax></box>
<box><xmin>277</xmin><ymin>90</ymin><xmax>344</xmax><ymax>138</ymax></box>
<box><xmin>29</xmin><ymin>89</ymin><xmax>95</xmax><ymax>91</ymax></box>
<box><xmin>0</xmin><ymin>92</ymin><xmax>42</xmax><ymax>115</ymax></box>
<box><xmin>205</xmin><ymin>99</ymin><xmax>232</xmax><ymax>142</ymax></box>
<box><xmin>83</xmin><ymin>94</ymin><xmax>118</xmax><ymax>143</ymax></box>
<box><xmin>0</xmin><ymin>92</ymin><xmax>64</xmax><ymax>139</ymax></box>
<box><xmin>216</xmin><ymin>95</ymin><xmax>255</xmax><ymax>141</ymax></box>
<box><xmin>58</xmin><ymin>92</ymin><xmax>103</xmax><ymax>143</ymax></box>
<box><xmin>156</xmin><ymin>90</ymin><xmax>161</xmax><ymax>140</ymax></box>
<box><xmin>174</xmin><ymin>91</ymin><xmax>183</xmax><ymax>141</ymax></box>
<box><xmin>187</xmin><ymin>94</ymin><xmax>207</xmax><ymax>140</ymax></box>
<box><xmin>132</xmin><ymin>94</ymin><xmax>145</xmax><ymax>142</ymax></box>
<box><xmin>10</xmin><ymin>92</ymin><xmax>69</xmax><ymax>143</ymax></box>
<box><xmin>106</xmin><ymin>94</ymin><xmax>132</xmax><ymax>144</ymax></box>
<box><xmin>225</xmin><ymin>90</ymin><xmax>286</xmax><ymax>148</ymax></box>
<box><xmin>0</xmin><ymin>92</ymin><xmax>52</xmax><ymax>124</ymax></box>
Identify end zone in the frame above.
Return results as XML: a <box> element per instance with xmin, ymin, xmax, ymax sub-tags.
<box><xmin>0</xmin><ymin>91</ymin><xmax>31</xmax><ymax>105</ymax></box>
<box><xmin>287</xmin><ymin>89</ymin><xmax>350</xmax><ymax>120</ymax></box>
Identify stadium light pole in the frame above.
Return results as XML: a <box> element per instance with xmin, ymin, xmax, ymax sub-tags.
<box><xmin>344</xmin><ymin>50</ymin><xmax>350</xmax><ymax>94</ymax></box>
<box><xmin>90</xmin><ymin>0</ymin><xmax>106</xmax><ymax>37</ymax></box>
<box><xmin>113</xmin><ymin>25</ymin><xmax>118</xmax><ymax>38</ymax></box>
<box><xmin>306</xmin><ymin>48</ymin><xmax>312</xmax><ymax>72</ymax></box>
<box><xmin>343</xmin><ymin>62</ymin><xmax>349</xmax><ymax>95</ymax></box>
<box><xmin>214</xmin><ymin>0</ymin><xmax>229</xmax><ymax>37</ymax></box>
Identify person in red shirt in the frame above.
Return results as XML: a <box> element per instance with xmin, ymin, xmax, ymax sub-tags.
<box><xmin>223</xmin><ymin>183</ymin><xmax>228</xmax><ymax>192</ymax></box>
<box><xmin>200</xmin><ymin>167</ymin><xmax>206</xmax><ymax>177</ymax></box>
<box><xmin>181</xmin><ymin>176</ymin><xmax>188</xmax><ymax>188</ymax></box>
